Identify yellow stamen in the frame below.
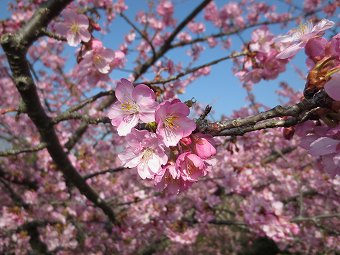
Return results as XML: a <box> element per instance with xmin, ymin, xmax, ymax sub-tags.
<box><xmin>70</xmin><ymin>23</ymin><xmax>79</xmax><ymax>34</ymax></box>
<box><xmin>121</xmin><ymin>100</ymin><xmax>139</xmax><ymax>113</ymax></box>
<box><xmin>164</xmin><ymin>115</ymin><xmax>179</xmax><ymax>129</ymax></box>
<box><xmin>142</xmin><ymin>148</ymin><xmax>153</xmax><ymax>161</ymax></box>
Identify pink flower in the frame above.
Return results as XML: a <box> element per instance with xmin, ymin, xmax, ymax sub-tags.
<box><xmin>108</xmin><ymin>79</ymin><xmax>158</xmax><ymax>136</ymax></box>
<box><xmin>154</xmin><ymin>163</ymin><xmax>192</xmax><ymax>194</ymax></box>
<box><xmin>156</xmin><ymin>0</ymin><xmax>174</xmax><ymax>26</ymax></box>
<box><xmin>80</xmin><ymin>39</ymin><xmax>116</xmax><ymax>74</ymax></box>
<box><xmin>155</xmin><ymin>99</ymin><xmax>196</xmax><ymax>147</ymax></box>
<box><xmin>188</xmin><ymin>21</ymin><xmax>206</xmax><ymax>34</ymax></box>
<box><xmin>176</xmin><ymin>152</ymin><xmax>208</xmax><ymax>182</ymax></box>
<box><xmin>118</xmin><ymin>129</ymin><xmax>168</xmax><ymax>179</ymax></box>
<box><xmin>324</xmin><ymin>71</ymin><xmax>340</xmax><ymax>101</ymax></box>
<box><xmin>55</xmin><ymin>9</ymin><xmax>91</xmax><ymax>47</ymax></box>
<box><xmin>191</xmin><ymin>133</ymin><xmax>217</xmax><ymax>160</ymax></box>
<box><xmin>276</xmin><ymin>19</ymin><xmax>334</xmax><ymax>59</ymax></box>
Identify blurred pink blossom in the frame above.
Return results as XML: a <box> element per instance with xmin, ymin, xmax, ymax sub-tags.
<box><xmin>276</xmin><ymin>19</ymin><xmax>334</xmax><ymax>59</ymax></box>
<box><xmin>54</xmin><ymin>8</ymin><xmax>91</xmax><ymax>47</ymax></box>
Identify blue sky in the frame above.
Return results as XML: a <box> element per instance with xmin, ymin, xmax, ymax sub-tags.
<box><xmin>1</xmin><ymin>0</ymin><xmax>339</xmax><ymax>118</ymax></box>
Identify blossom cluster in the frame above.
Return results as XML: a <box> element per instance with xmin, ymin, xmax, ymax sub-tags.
<box><xmin>54</xmin><ymin>7</ymin><xmax>126</xmax><ymax>86</ymax></box>
<box><xmin>234</xmin><ymin>19</ymin><xmax>336</xmax><ymax>87</ymax></box>
<box><xmin>107</xmin><ymin>79</ymin><xmax>217</xmax><ymax>194</ymax></box>
<box><xmin>234</xmin><ymin>26</ymin><xmax>289</xmax><ymax>86</ymax></box>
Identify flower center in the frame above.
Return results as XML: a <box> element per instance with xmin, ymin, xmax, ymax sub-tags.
<box><xmin>142</xmin><ymin>148</ymin><xmax>154</xmax><ymax>161</ymax></box>
<box><xmin>186</xmin><ymin>159</ymin><xmax>196</xmax><ymax>176</ymax></box>
<box><xmin>70</xmin><ymin>23</ymin><xmax>80</xmax><ymax>34</ymax></box>
<box><xmin>121</xmin><ymin>100</ymin><xmax>139</xmax><ymax>113</ymax></box>
<box><xmin>93</xmin><ymin>55</ymin><xmax>103</xmax><ymax>65</ymax></box>
<box><xmin>164</xmin><ymin>115</ymin><xmax>179</xmax><ymax>129</ymax></box>
<box><xmin>293</xmin><ymin>21</ymin><xmax>313</xmax><ymax>38</ymax></box>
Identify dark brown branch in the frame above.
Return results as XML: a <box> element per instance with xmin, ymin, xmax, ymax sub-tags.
<box><xmin>52</xmin><ymin>113</ymin><xmax>110</xmax><ymax>125</ymax></box>
<box><xmin>39</xmin><ymin>27</ymin><xmax>67</xmax><ymax>41</ymax></box>
<box><xmin>1</xmin><ymin>0</ymin><xmax>118</xmax><ymax>225</ymax></box>
<box><xmin>64</xmin><ymin>90</ymin><xmax>115</xmax><ymax>113</ymax></box>
<box><xmin>203</xmin><ymin>91</ymin><xmax>332</xmax><ymax>136</ymax></box>
<box><xmin>64</xmin><ymin>122</ymin><xmax>88</xmax><ymax>152</ymax></box>
<box><xmin>0</xmin><ymin>143</ymin><xmax>47</xmax><ymax>157</ymax></box>
<box><xmin>15</xmin><ymin>221</ymin><xmax>53</xmax><ymax>255</ymax></box>
<box><xmin>83</xmin><ymin>167</ymin><xmax>126</xmax><ymax>180</ymax></box>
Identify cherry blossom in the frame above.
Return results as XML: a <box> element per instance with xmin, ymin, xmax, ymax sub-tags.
<box><xmin>54</xmin><ymin>8</ymin><xmax>91</xmax><ymax>47</ymax></box>
<box><xmin>155</xmin><ymin>99</ymin><xmax>196</xmax><ymax>147</ymax></box>
<box><xmin>154</xmin><ymin>163</ymin><xmax>193</xmax><ymax>194</ymax></box>
<box><xmin>81</xmin><ymin>39</ymin><xmax>116</xmax><ymax>74</ymax></box>
<box><xmin>176</xmin><ymin>152</ymin><xmax>208</xmax><ymax>182</ymax></box>
<box><xmin>108</xmin><ymin>79</ymin><xmax>158</xmax><ymax>136</ymax></box>
<box><xmin>118</xmin><ymin>129</ymin><xmax>168</xmax><ymax>179</ymax></box>
<box><xmin>276</xmin><ymin>19</ymin><xmax>335</xmax><ymax>59</ymax></box>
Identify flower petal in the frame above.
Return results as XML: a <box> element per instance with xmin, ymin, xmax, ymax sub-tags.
<box><xmin>324</xmin><ymin>72</ymin><xmax>340</xmax><ymax>101</ymax></box>
<box><xmin>276</xmin><ymin>41</ymin><xmax>304</xmax><ymax>59</ymax></box>
<box><xmin>115</xmin><ymin>78</ymin><xmax>134</xmax><ymax>102</ymax></box>
<box><xmin>117</xmin><ymin>114</ymin><xmax>139</xmax><ymax>136</ymax></box>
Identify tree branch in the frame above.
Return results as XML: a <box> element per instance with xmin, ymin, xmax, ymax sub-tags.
<box><xmin>0</xmin><ymin>143</ymin><xmax>47</xmax><ymax>157</ymax></box>
<box><xmin>1</xmin><ymin>0</ymin><xmax>119</xmax><ymax>225</ymax></box>
<box><xmin>83</xmin><ymin>167</ymin><xmax>126</xmax><ymax>180</ymax></box>
<box><xmin>202</xmin><ymin>91</ymin><xmax>332</xmax><ymax>136</ymax></box>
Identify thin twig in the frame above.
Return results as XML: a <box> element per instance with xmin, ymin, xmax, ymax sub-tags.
<box><xmin>0</xmin><ymin>143</ymin><xmax>47</xmax><ymax>157</ymax></box>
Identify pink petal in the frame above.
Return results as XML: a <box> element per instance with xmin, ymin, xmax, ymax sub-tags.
<box><xmin>168</xmin><ymin>101</ymin><xmax>190</xmax><ymax>116</ymax></box>
<box><xmin>312</xmin><ymin>19</ymin><xmax>335</xmax><ymax>33</ymax></box>
<box><xmin>115</xmin><ymin>79</ymin><xmax>134</xmax><ymax>102</ymax></box>
<box><xmin>117</xmin><ymin>114</ymin><xmax>139</xmax><ymax>136</ymax></box>
<box><xmin>324</xmin><ymin>72</ymin><xmax>340</xmax><ymax>101</ymax></box>
<box><xmin>107</xmin><ymin>103</ymin><xmax>124</xmax><ymax>125</ymax></box>
<box><xmin>54</xmin><ymin>23</ymin><xmax>68</xmax><ymax>36</ymax></box>
<box><xmin>139</xmin><ymin>109</ymin><xmax>156</xmax><ymax>123</ymax></box>
<box><xmin>102</xmin><ymin>49</ymin><xmax>115</xmax><ymax>62</ymax></box>
<box><xmin>178</xmin><ymin>117</ymin><xmax>196</xmax><ymax>137</ymax></box>
<box><xmin>276</xmin><ymin>42</ymin><xmax>304</xmax><ymax>59</ymax></box>
<box><xmin>305</xmin><ymin>37</ymin><xmax>327</xmax><ymax>60</ymax></box>
<box><xmin>137</xmin><ymin>162</ymin><xmax>153</xmax><ymax>179</ymax></box>
<box><xmin>148</xmin><ymin>155</ymin><xmax>162</xmax><ymax>173</ymax></box>
<box><xmin>77</xmin><ymin>14</ymin><xmax>89</xmax><ymax>27</ymax></box>
<box><xmin>155</xmin><ymin>101</ymin><xmax>170</xmax><ymax>123</ymax></box>
<box><xmin>309</xmin><ymin>137</ymin><xmax>339</xmax><ymax>156</ymax></box>
<box><xmin>158</xmin><ymin>126</ymin><xmax>182</xmax><ymax>147</ymax></box>
<box><xmin>62</xmin><ymin>9</ymin><xmax>76</xmax><ymax>22</ymax></box>
<box><xmin>132</xmin><ymin>84</ymin><xmax>156</xmax><ymax>106</ymax></box>
<box><xmin>79</xmin><ymin>28</ymin><xmax>91</xmax><ymax>43</ymax></box>
<box><xmin>118</xmin><ymin>150</ymin><xmax>140</xmax><ymax>168</ymax></box>
<box><xmin>66</xmin><ymin>32</ymin><xmax>80</xmax><ymax>47</ymax></box>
